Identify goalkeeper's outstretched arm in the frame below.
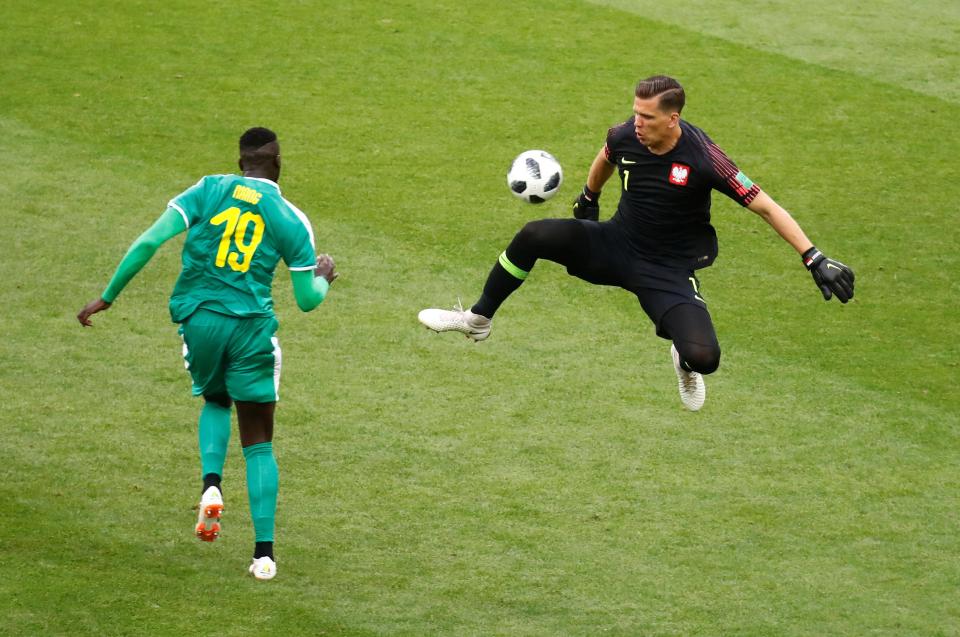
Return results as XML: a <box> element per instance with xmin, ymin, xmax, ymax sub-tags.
<box><xmin>747</xmin><ymin>190</ymin><xmax>855</xmax><ymax>303</ymax></box>
<box><xmin>746</xmin><ymin>190</ymin><xmax>813</xmax><ymax>255</ymax></box>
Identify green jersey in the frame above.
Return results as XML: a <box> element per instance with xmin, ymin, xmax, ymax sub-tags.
<box><xmin>166</xmin><ymin>174</ymin><xmax>317</xmax><ymax>322</ymax></box>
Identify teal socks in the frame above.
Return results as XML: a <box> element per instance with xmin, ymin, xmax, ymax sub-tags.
<box><xmin>199</xmin><ymin>402</ymin><xmax>278</xmax><ymax>544</ymax></box>
<box><xmin>198</xmin><ymin>401</ymin><xmax>231</xmax><ymax>479</ymax></box>
<box><xmin>242</xmin><ymin>442</ymin><xmax>278</xmax><ymax>542</ymax></box>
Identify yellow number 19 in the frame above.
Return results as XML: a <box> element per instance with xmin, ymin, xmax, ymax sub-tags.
<box><xmin>210</xmin><ymin>206</ymin><xmax>265</xmax><ymax>273</ymax></box>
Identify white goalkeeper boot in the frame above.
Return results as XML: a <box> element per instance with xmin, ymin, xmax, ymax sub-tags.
<box><xmin>671</xmin><ymin>344</ymin><xmax>706</xmax><ymax>411</ymax></box>
<box><xmin>418</xmin><ymin>301</ymin><xmax>492</xmax><ymax>342</ymax></box>
<box><xmin>249</xmin><ymin>556</ymin><xmax>277</xmax><ymax>581</ymax></box>
<box><xmin>195</xmin><ymin>486</ymin><xmax>224</xmax><ymax>542</ymax></box>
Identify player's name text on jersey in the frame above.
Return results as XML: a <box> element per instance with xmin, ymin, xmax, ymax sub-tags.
<box><xmin>233</xmin><ymin>185</ymin><xmax>263</xmax><ymax>205</ymax></box>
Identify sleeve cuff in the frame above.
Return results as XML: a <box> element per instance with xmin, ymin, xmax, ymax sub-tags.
<box><xmin>802</xmin><ymin>247</ymin><xmax>822</xmax><ymax>269</ymax></box>
<box><xmin>316</xmin><ymin>276</ymin><xmax>330</xmax><ymax>297</ymax></box>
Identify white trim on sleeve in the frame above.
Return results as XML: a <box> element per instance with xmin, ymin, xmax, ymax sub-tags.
<box><xmin>168</xmin><ymin>202</ymin><xmax>190</xmax><ymax>228</ymax></box>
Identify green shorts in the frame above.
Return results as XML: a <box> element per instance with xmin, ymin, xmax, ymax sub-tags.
<box><xmin>179</xmin><ymin>308</ymin><xmax>281</xmax><ymax>403</ymax></box>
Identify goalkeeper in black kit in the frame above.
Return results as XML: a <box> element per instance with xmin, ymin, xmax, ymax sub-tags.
<box><xmin>418</xmin><ymin>75</ymin><xmax>854</xmax><ymax>411</ymax></box>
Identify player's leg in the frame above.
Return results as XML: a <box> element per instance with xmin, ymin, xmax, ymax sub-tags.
<box><xmin>473</xmin><ymin>218</ymin><xmax>592</xmax><ymax>317</ymax></box>
<box><xmin>660</xmin><ymin>303</ymin><xmax>721</xmax><ymax>374</ymax></box>
<box><xmin>418</xmin><ymin>219</ymin><xmax>592</xmax><ymax>339</ymax></box>
<box><xmin>195</xmin><ymin>394</ymin><xmax>231</xmax><ymax>542</ymax></box>
<box><xmin>236</xmin><ymin>400</ymin><xmax>279</xmax><ymax>580</ymax></box>
<box><xmin>659</xmin><ymin>303</ymin><xmax>719</xmax><ymax>411</ymax></box>
<box><xmin>199</xmin><ymin>393</ymin><xmax>232</xmax><ymax>493</ymax></box>
<box><xmin>180</xmin><ymin>311</ymin><xmax>235</xmax><ymax>541</ymax></box>
<box><xmin>226</xmin><ymin>316</ymin><xmax>282</xmax><ymax>580</ymax></box>
<box><xmin>635</xmin><ymin>271</ymin><xmax>719</xmax><ymax>411</ymax></box>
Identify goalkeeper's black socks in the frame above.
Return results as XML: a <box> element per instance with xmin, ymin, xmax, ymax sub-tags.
<box><xmin>472</xmin><ymin>260</ymin><xmax>525</xmax><ymax>318</ymax></box>
<box><xmin>254</xmin><ymin>541</ymin><xmax>274</xmax><ymax>560</ymax></box>
<box><xmin>202</xmin><ymin>472</ymin><xmax>221</xmax><ymax>495</ymax></box>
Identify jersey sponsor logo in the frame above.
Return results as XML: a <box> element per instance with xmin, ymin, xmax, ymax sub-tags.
<box><xmin>621</xmin><ymin>157</ymin><xmax>637</xmax><ymax>165</ymax></box>
<box><xmin>669</xmin><ymin>163</ymin><xmax>690</xmax><ymax>186</ymax></box>
<box><xmin>232</xmin><ymin>185</ymin><xmax>263</xmax><ymax>205</ymax></box>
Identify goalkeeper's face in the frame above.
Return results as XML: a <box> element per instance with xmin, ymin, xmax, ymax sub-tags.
<box><xmin>633</xmin><ymin>96</ymin><xmax>680</xmax><ymax>152</ymax></box>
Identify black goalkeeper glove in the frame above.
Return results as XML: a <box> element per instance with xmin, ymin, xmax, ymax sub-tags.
<box><xmin>802</xmin><ymin>247</ymin><xmax>855</xmax><ymax>303</ymax></box>
<box><xmin>572</xmin><ymin>185</ymin><xmax>600</xmax><ymax>221</ymax></box>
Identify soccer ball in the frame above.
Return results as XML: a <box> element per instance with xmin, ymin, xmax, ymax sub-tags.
<box><xmin>506</xmin><ymin>150</ymin><xmax>563</xmax><ymax>203</ymax></box>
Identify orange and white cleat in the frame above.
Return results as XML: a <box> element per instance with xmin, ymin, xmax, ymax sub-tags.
<box><xmin>195</xmin><ymin>486</ymin><xmax>224</xmax><ymax>542</ymax></box>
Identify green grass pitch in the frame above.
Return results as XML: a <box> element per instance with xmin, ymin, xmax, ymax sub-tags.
<box><xmin>2</xmin><ymin>1</ymin><xmax>959</xmax><ymax>635</ymax></box>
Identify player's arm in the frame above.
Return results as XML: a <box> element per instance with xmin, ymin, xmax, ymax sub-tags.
<box><xmin>746</xmin><ymin>190</ymin><xmax>813</xmax><ymax>254</ymax></box>
<box><xmin>747</xmin><ymin>191</ymin><xmax>855</xmax><ymax>303</ymax></box>
<box><xmin>77</xmin><ymin>207</ymin><xmax>187</xmax><ymax>326</ymax></box>
<box><xmin>290</xmin><ymin>254</ymin><xmax>337</xmax><ymax>312</ymax></box>
<box><xmin>572</xmin><ymin>148</ymin><xmax>616</xmax><ymax>220</ymax></box>
<box><xmin>586</xmin><ymin>147</ymin><xmax>616</xmax><ymax>193</ymax></box>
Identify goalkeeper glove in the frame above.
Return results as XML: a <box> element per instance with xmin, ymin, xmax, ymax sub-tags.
<box><xmin>572</xmin><ymin>185</ymin><xmax>600</xmax><ymax>220</ymax></box>
<box><xmin>802</xmin><ymin>247</ymin><xmax>855</xmax><ymax>303</ymax></box>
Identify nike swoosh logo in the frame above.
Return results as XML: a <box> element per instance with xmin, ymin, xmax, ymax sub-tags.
<box><xmin>826</xmin><ymin>263</ymin><xmax>843</xmax><ymax>271</ymax></box>
<box><xmin>621</xmin><ymin>158</ymin><xmax>637</xmax><ymax>164</ymax></box>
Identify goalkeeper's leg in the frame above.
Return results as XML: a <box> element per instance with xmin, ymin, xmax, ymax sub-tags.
<box><xmin>660</xmin><ymin>303</ymin><xmax>721</xmax><ymax>375</ymax></box>
<box><xmin>417</xmin><ymin>219</ymin><xmax>590</xmax><ymax>341</ymax></box>
<box><xmin>471</xmin><ymin>218</ymin><xmax>591</xmax><ymax>318</ymax></box>
<box><xmin>418</xmin><ymin>219</ymin><xmax>592</xmax><ymax>339</ymax></box>
<box><xmin>660</xmin><ymin>303</ymin><xmax>720</xmax><ymax>411</ymax></box>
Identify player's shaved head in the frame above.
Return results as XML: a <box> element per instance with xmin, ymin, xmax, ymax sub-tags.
<box><xmin>635</xmin><ymin>75</ymin><xmax>685</xmax><ymax>114</ymax></box>
<box><xmin>239</xmin><ymin>126</ymin><xmax>281</xmax><ymax>180</ymax></box>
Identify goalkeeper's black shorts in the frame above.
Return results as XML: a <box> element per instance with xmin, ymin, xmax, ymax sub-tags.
<box><xmin>565</xmin><ymin>219</ymin><xmax>709</xmax><ymax>338</ymax></box>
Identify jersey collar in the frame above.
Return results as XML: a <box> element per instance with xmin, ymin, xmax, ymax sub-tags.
<box><xmin>244</xmin><ymin>176</ymin><xmax>281</xmax><ymax>193</ymax></box>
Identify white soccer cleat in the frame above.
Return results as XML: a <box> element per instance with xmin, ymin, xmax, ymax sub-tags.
<box><xmin>418</xmin><ymin>302</ymin><xmax>492</xmax><ymax>342</ymax></box>
<box><xmin>249</xmin><ymin>556</ymin><xmax>277</xmax><ymax>581</ymax></box>
<box><xmin>195</xmin><ymin>486</ymin><xmax>224</xmax><ymax>542</ymax></box>
<box><xmin>671</xmin><ymin>344</ymin><xmax>706</xmax><ymax>411</ymax></box>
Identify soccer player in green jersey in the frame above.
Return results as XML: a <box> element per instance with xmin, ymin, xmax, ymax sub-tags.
<box><xmin>77</xmin><ymin>127</ymin><xmax>336</xmax><ymax>581</ymax></box>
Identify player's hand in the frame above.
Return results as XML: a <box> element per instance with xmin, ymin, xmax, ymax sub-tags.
<box><xmin>315</xmin><ymin>253</ymin><xmax>338</xmax><ymax>284</ymax></box>
<box><xmin>803</xmin><ymin>247</ymin><xmax>855</xmax><ymax>303</ymax></box>
<box><xmin>77</xmin><ymin>297</ymin><xmax>112</xmax><ymax>326</ymax></box>
<box><xmin>572</xmin><ymin>185</ymin><xmax>600</xmax><ymax>221</ymax></box>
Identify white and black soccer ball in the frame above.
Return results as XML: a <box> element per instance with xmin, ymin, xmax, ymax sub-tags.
<box><xmin>506</xmin><ymin>150</ymin><xmax>563</xmax><ymax>204</ymax></box>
